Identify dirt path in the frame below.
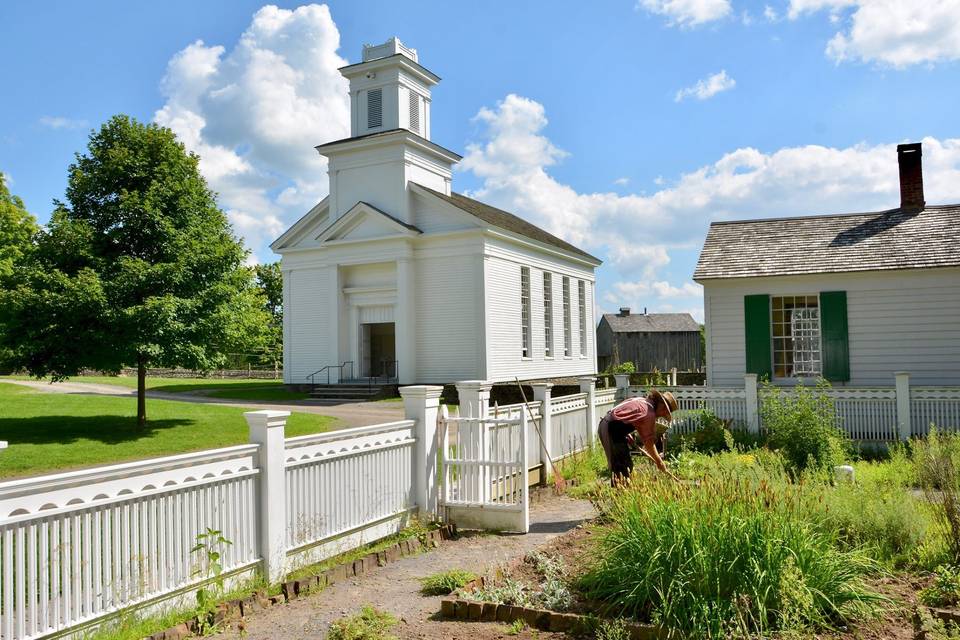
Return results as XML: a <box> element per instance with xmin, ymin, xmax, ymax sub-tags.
<box><xmin>216</xmin><ymin>493</ymin><xmax>597</xmax><ymax>640</ymax></box>
<box><xmin>3</xmin><ymin>379</ymin><xmax>404</xmax><ymax>429</ymax></box>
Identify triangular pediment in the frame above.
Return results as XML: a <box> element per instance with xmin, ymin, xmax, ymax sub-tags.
<box><xmin>315</xmin><ymin>202</ymin><xmax>422</xmax><ymax>244</ymax></box>
<box><xmin>271</xmin><ymin>197</ymin><xmax>330</xmax><ymax>251</ymax></box>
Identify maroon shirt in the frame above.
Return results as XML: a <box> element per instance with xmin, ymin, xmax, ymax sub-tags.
<box><xmin>609</xmin><ymin>397</ymin><xmax>658</xmax><ymax>445</ymax></box>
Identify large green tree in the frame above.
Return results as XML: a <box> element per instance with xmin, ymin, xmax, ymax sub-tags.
<box><xmin>0</xmin><ymin>173</ymin><xmax>39</xmax><ymax>282</ymax></box>
<box><xmin>0</xmin><ymin>115</ymin><xmax>267</xmax><ymax>426</ymax></box>
<box><xmin>254</xmin><ymin>261</ymin><xmax>283</xmax><ymax>367</ymax></box>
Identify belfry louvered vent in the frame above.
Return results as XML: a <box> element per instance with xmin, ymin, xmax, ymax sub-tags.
<box><xmin>409</xmin><ymin>91</ymin><xmax>420</xmax><ymax>134</ymax></box>
<box><xmin>367</xmin><ymin>88</ymin><xmax>382</xmax><ymax>129</ymax></box>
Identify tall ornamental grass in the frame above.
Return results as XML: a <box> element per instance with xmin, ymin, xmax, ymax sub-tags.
<box><xmin>580</xmin><ymin>471</ymin><xmax>882</xmax><ymax>638</ymax></box>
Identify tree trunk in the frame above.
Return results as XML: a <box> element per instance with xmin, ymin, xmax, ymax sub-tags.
<box><xmin>137</xmin><ymin>357</ymin><xmax>147</xmax><ymax>428</ymax></box>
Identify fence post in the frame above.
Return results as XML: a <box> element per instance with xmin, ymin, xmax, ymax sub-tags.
<box><xmin>579</xmin><ymin>377</ymin><xmax>597</xmax><ymax>447</ymax></box>
<box><xmin>455</xmin><ymin>380</ymin><xmax>492</xmax><ymax>418</ymax></box>
<box><xmin>744</xmin><ymin>374</ymin><xmax>759</xmax><ymax>434</ymax></box>
<box><xmin>614</xmin><ymin>374</ymin><xmax>630</xmax><ymax>402</ymax></box>
<box><xmin>531</xmin><ymin>383</ymin><xmax>553</xmax><ymax>478</ymax></box>
<box><xmin>671</xmin><ymin>367</ymin><xmax>678</xmax><ymax>386</ymax></box>
<box><xmin>246</xmin><ymin>410</ymin><xmax>290</xmax><ymax>584</ymax></box>
<box><xmin>895</xmin><ymin>371</ymin><xmax>911</xmax><ymax>441</ymax></box>
<box><xmin>400</xmin><ymin>385</ymin><xmax>444</xmax><ymax>518</ymax></box>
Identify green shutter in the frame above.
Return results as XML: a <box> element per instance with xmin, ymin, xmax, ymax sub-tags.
<box><xmin>744</xmin><ymin>294</ymin><xmax>772</xmax><ymax>379</ymax></box>
<box><xmin>820</xmin><ymin>291</ymin><xmax>850</xmax><ymax>382</ymax></box>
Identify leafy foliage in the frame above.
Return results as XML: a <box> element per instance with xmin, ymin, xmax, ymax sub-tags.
<box><xmin>913</xmin><ymin>428</ymin><xmax>960</xmax><ymax>562</ymax></box>
<box><xmin>418</xmin><ymin>569</ymin><xmax>477</xmax><ymax>596</ymax></box>
<box><xmin>191</xmin><ymin>528</ymin><xmax>232</xmax><ymax>634</ymax></box>
<box><xmin>760</xmin><ymin>379</ymin><xmax>848</xmax><ymax>474</ymax></box>
<box><xmin>0</xmin><ymin>172</ymin><xmax>38</xmax><ymax>283</ymax></box>
<box><xmin>0</xmin><ymin>115</ymin><xmax>269</xmax><ymax>424</ymax></box>
<box><xmin>327</xmin><ymin>605</ymin><xmax>398</xmax><ymax>640</ymax></box>
<box><xmin>920</xmin><ymin>565</ymin><xmax>960</xmax><ymax>608</ymax></box>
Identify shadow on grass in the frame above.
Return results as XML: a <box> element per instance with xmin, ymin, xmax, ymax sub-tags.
<box><xmin>0</xmin><ymin>415</ymin><xmax>194</xmax><ymax>446</ymax></box>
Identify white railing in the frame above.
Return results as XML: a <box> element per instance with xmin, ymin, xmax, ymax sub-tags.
<box><xmin>441</xmin><ymin>416</ymin><xmax>526</xmax><ymax>507</ymax></box>
<box><xmin>283</xmin><ymin>421</ymin><xmax>416</xmax><ymax>553</ymax></box>
<box><xmin>492</xmin><ymin>402</ymin><xmax>542</xmax><ymax>470</ymax></box>
<box><xmin>0</xmin><ymin>447</ymin><xmax>260</xmax><ymax>640</ymax></box>
<box><xmin>826</xmin><ymin>388</ymin><xmax>898</xmax><ymax>441</ymax></box>
<box><xmin>911</xmin><ymin>388</ymin><xmax>960</xmax><ymax>437</ymax></box>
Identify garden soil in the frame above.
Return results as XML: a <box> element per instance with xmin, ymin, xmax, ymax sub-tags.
<box><xmin>213</xmin><ymin>492</ymin><xmax>597</xmax><ymax>639</ymax></box>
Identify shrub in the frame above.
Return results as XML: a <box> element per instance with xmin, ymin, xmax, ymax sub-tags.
<box><xmin>527</xmin><ymin>551</ymin><xmax>573</xmax><ymax>611</ymax></box>
<box><xmin>327</xmin><ymin>605</ymin><xmax>398</xmax><ymax>640</ymax></box>
<box><xmin>419</xmin><ymin>569</ymin><xmax>477</xmax><ymax>596</ymax></box>
<box><xmin>920</xmin><ymin>565</ymin><xmax>960</xmax><ymax>607</ymax></box>
<box><xmin>912</xmin><ymin>428</ymin><xmax>960</xmax><ymax>563</ymax></box>
<box><xmin>760</xmin><ymin>379</ymin><xmax>848</xmax><ymax>475</ymax></box>
<box><xmin>579</xmin><ymin>469</ymin><xmax>882</xmax><ymax>637</ymax></box>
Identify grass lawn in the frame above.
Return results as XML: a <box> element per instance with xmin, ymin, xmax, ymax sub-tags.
<box><xmin>0</xmin><ymin>382</ymin><xmax>338</xmax><ymax>479</ymax></box>
<box><xmin>1</xmin><ymin>375</ymin><xmax>310</xmax><ymax>402</ymax></box>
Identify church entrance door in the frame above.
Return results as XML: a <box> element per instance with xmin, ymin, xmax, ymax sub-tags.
<box><xmin>360</xmin><ymin>322</ymin><xmax>396</xmax><ymax>379</ymax></box>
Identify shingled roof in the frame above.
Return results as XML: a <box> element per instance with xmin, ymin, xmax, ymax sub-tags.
<box><xmin>694</xmin><ymin>204</ymin><xmax>960</xmax><ymax>280</ymax></box>
<box><xmin>416</xmin><ymin>185</ymin><xmax>601</xmax><ymax>263</ymax></box>
<box><xmin>602</xmin><ymin>312</ymin><xmax>700</xmax><ymax>332</ymax></box>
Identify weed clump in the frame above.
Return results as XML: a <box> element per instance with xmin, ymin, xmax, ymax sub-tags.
<box><xmin>418</xmin><ymin>569</ymin><xmax>477</xmax><ymax>596</ymax></box>
<box><xmin>327</xmin><ymin>605</ymin><xmax>398</xmax><ymax>640</ymax></box>
<box><xmin>761</xmin><ymin>379</ymin><xmax>848</xmax><ymax>475</ymax></box>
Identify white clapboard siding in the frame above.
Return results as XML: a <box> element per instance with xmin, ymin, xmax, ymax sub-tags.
<box><xmin>705</xmin><ymin>268</ymin><xmax>960</xmax><ymax>387</ymax></box>
<box><xmin>284</xmin><ymin>266</ymin><xmax>336</xmax><ymax>384</ymax></box>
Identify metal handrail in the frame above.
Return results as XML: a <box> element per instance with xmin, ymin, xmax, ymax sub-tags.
<box><xmin>368</xmin><ymin>360</ymin><xmax>399</xmax><ymax>389</ymax></box>
<box><xmin>307</xmin><ymin>361</ymin><xmax>354</xmax><ymax>386</ymax></box>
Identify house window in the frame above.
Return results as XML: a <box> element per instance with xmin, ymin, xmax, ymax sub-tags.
<box><xmin>520</xmin><ymin>267</ymin><xmax>531</xmax><ymax>357</ymax></box>
<box><xmin>543</xmin><ymin>272</ymin><xmax>553</xmax><ymax>357</ymax></box>
<box><xmin>367</xmin><ymin>88</ymin><xmax>382</xmax><ymax>129</ymax></box>
<box><xmin>409</xmin><ymin>90</ymin><xmax>420</xmax><ymax>134</ymax></box>
<box><xmin>578</xmin><ymin>280</ymin><xmax>587</xmax><ymax>356</ymax></box>
<box><xmin>772</xmin><ymin>295</ymin><xmax>821</xmax><ymax>378</ymax></box>
<box><xmin>562</xmin><ymin>276</ymin><xmax>571</xmax><ymax>356</ymax></box>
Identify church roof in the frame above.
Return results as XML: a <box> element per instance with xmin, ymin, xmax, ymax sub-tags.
<box><xmin>315</xmin><ymin>128</ymin><xmax>462</xmax><ymax>161</ymax></box>
<box><xmin>694</xmin><ymin>204</ymin><xmax>960</xmax><ymax>280</ymax></box>
<box><xmin>415</xmin><ymin>185</ymin><xmax>601</xmax><ymax>264</ymax></box>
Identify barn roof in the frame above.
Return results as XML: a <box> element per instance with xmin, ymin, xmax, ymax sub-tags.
<box><xmin>602</xmin><ymin>312</ymin><xmax>700</xmax><ymax>332</ymax></box>
<box><xmin>694</xmin><ymin>204</ymin><xmax>960</xmax><ymax>280</ymax></box>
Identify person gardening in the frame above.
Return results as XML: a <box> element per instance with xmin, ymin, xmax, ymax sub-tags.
<box><xmin>598</xmin><ymin>390</ymin><xmax>679</xmax><ymax>486</ymax></box>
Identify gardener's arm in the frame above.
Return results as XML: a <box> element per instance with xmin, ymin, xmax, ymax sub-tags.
<box><xmin>642</xmin><ymin>439</ymin><xmax>680</xmax><ymax>482</ymax></box>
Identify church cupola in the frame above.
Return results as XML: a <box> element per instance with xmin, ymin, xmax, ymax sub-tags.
<box><xmin>339</xmin><ymin>37</ymin><xmax>439</xmax><ymax>139</ymax></box>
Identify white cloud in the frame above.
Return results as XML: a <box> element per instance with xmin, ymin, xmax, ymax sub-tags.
<box><xmin>764</xmin><ymin>5</ymin><xmax>779</xmax><ymax>21</ymax></box>
<box><xmin>460</xmin><ymin>93</ymin><xmax>960</xmax><ymax>330</ymax></box>
<box><xmin>675</xmin><ymin>70</ymin><xmax>736</xmax><ymax>102</ymax></box>
<box><xmin>614</xmin><ymin>177</ymin><xmax>631</xmax><ymax>186</ymax></box>
<box><xmin>789</xmin><ymin>0</ymin><xmax>960</xmax><ymax>67</ymax></box>
<box><xmin>39</xmin><ymin>116</ymin><xmax>88</xmax><ymax>130</ymax></box>
<box><xmin>154</xmin><ymin>4</ymin><xmax>350</xmax><ymax>260</ymax></box>
<box><xmin>637</xmin><ymin>0</ymin><xmax>732</xmax><ymax>27</ymax></box>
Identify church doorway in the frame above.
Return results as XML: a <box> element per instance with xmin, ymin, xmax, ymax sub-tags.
<box><xmin>360</xmin><ymin>322</ymin><xmax>396</xmax><ymax>379</ymax></box>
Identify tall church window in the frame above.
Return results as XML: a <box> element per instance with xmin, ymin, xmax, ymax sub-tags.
<box><xmin>543</xmin><ymin>272</ymin><xmax>553</xmax><ymax>357</ymax></box>
<box><xmin>562</xmin><ymin>276</ymin><xmax>571</xmax><ymax>357</ymax></box>
<box><xmin>521</xmin><ymin>267</ymin><xmax>531</xmax><ymax>358</ymax></box>
<box><xmin>578</xmin><ymin>280</ymin><xmax>587</xmax><ymax>356</ymax></box>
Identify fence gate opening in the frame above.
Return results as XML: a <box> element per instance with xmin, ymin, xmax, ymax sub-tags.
<box><xmin>438</xmin><ymin>407</ymin><xmax>529</xmax><ymax>533</ymax></box>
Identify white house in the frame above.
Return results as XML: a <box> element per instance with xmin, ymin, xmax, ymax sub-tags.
<box><xmin>694</xmin><ymin>142</ymin><xmax>960</xmax><ymax>388</ymax></box>
<box><xmin>272</xmin><ymin>38</ymin><xmax>601</xmax><ymax>385</ymax></box>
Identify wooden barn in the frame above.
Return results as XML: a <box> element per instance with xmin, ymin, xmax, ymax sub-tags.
<box><xmin>597</xmin><ymin>308</ymin><xmax>702</xmax><ymax>372</ymax></box>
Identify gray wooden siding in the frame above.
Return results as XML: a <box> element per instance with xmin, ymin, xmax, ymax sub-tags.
<box><xmin>596</xmin><ymin>319</ymin><xmax>702</xmax><ymax>372</ymax></box>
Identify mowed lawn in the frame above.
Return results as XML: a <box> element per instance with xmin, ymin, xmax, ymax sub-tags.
<box><xmin>2</xmin><ymin>374</ymin><xmax>310</xmax><ymax>401</ymax></box>
<box><xmin>0</xmin><ymin>383</ymin><xmax>338</xmax><ymax>479</ymax></box>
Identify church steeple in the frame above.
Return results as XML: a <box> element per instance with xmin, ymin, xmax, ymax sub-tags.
<box><xmin>339</xmin><ymin>37</ymin><xmax>439</xmax><ymax>139</ymax></box>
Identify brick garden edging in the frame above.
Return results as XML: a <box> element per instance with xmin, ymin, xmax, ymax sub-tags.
<box><xmin>143</xmin><ymin>525</ymin><xmax>457</xmax><ymax>640</ymax></box>
<box><xmin>438</xmin><ymin>594</ymin><xmax>666</xmax><ymax>640</ymax></box>
<box><xmin>914</xmin><ymin>605</ymin><xmax>960</xmax><ymax>639</ymax></box>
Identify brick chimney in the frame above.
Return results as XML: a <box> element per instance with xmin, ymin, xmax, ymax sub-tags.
<box><xmin>897</xmin><ymin>142</ymin><xmax>925</xmax><ymax>210</ymax></box>
<box><xmin>618</xmin><ymin>307</ymin><xmax>630</xmax><ymax>317</ymax></box>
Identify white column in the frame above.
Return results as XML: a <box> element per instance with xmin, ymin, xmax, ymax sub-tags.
<box><xmin>400</xmin><ymin>385</ymin><xmax>443</xmax><ymax>518</ymax></box>
<box><xmin>531</xmin><ymin>383</ymin><xmax>553</xmax><ymax>470</ymax></box>
<box><xmin>246</xmin><ymin>410</ymin><xmax>290</xmax><ymax>583</ymax></box>
<box><xmin>671</xmin><ymin>367</ymin><xmax>678</xmax><ymax>387</ymax></box>
<box><xmin>895</xmin><ymin>371</ymin><xmax>911</xmax><ymax>441</ymax></box>
<box><xmin>327</xmin><ymin>265</ymin><xmax>341</xmax><ymax>383</ymax></box>
<box><xmin>579</xmin><ymin>376</ymin><xmax>597</xmax><ymax>447</ymax></box>
<box><xmin>744</xmin><ymin>374</ymin><xmax>759</xmax><ymax>434</ymax></box>
<box><xmin>396</xmin><ymin>257</ymin><xmax>416</xmax><ymax>384</ymax></box>
<box><xmin>614</xmin><ymin>373</ymin><xmax>630</xmax><ymax>402</ymax></box>
<box><xmin>456</xmin><ymin>380</ymin><xmax>492</xmax><ymax>419</ymax></box>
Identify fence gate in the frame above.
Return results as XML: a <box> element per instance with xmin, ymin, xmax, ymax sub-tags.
<box><xmin>439</xmin><ymin>407</ymin><xmax>529</xmax><ymax>533</ymax></box>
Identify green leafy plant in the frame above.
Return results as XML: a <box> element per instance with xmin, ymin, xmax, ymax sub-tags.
<box><xmin>920</xmin><ymin>565</ymin><xmax>960</xmax><ymax>608</ymax></box>
<box><xmin>327</xmin><ymin>605</ymin><xmax>398</xmax><ymax>640</ymax></box>
<box><xmin>504</xmin><ymin>618</ymin><xmax>527</xmax><ymax>635</ymax></box>
<box><xmin>467</xmin><ymin>578</ymin><xmax>531</xmax><ymax>607</ymax></box>
<box><xmin>419</xmin><ymin>569</ymin><xmax>477</xmax><ymax>596</ymax></box>
<box><xmin>527</xmin><ymin>551</ymin><xmax>573</xmax><ymax>611</ymax></box>
<box><xmin>191</xmin><ymin>528</ymin><xmax>233</xmax><ymax>635</ymax></box>
<box><xmin>760</xmin><ymin>378</ymin><xmax>848</xmax><ymax>474</ymax></box>
<box><xmin>594</xmin><ymin>617</ymin><xmax>631</xmax><ymax>640</ymax></box>
<box><xmin>912</xmin><ymin>428</ymin><xmax>960</xmax><ymax>562</ymax></box>
<box><xmin>610</xmin><ymin>361</ymin><xmax>635</xmax><ymax>375</ymax></box>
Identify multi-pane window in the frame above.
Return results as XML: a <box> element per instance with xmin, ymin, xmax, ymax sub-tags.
<box><xmin>520</xmin><ymin>267</ymin><xmax>531</xmax><ymax>357</ymax></box>
<box><xmin>562</xmin><ymin>276</ymin><xmax>571</xmax><ymax>356</ymax></box>
<box><xmin>578</xmin><ymin>280</ymin><xmax>587</xmax><ymax>356</ymax></box>
<box><xmin>367</xmin><ymin>88</ymin><xmax>383</xmax><ymax>129</ymax></box>
<box><xmin>772</xmin><ymin>295</ymin><xmax>821</xmax><ymax>378</ymax></box>
<box><xmin>543</xmin><ymin>272</ymin><xmax>553</xmax><ymax>357</ymax></box>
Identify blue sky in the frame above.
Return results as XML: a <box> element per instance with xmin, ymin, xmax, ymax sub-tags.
<box><xmin>2</xmin><ymin>0</ymin><xmax>959</xmax><ymax>321</ymax></box>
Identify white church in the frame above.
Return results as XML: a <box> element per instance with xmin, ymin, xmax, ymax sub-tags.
<box><xmin>272</xmin><ymin>38</ymin><xmax>601</xmax><ymax>385</ymax></box>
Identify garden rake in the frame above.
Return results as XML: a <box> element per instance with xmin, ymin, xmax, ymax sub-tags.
<box><xmin>515</xmin><ymin>377</ymin><xmax>567</xmax><ymax>493</ymax></box>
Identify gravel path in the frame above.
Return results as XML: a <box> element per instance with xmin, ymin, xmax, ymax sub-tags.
<box><xmin>3</xmin><ymin>379</ymin><xmax>404</xmax><ymax>428</ymax></box>
<box><xmin>217</xmin><ymin>493</ymin><xmax>597</xmax><ymax>640</ymax></box>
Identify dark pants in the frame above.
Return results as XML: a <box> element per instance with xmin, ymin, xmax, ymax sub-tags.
<box><xmin>598</xmin><ymin>416</ymin><xmax>634</xmax><ymax>486</ymax></box>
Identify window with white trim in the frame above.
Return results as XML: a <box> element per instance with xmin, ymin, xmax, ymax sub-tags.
<box><xmin>772</xmin><ymin>295</ymin><xmax>821</xmax><ymax>378</ymax></box>
<box><xmin>367</xmin><ymin>88</ymin><xmax>382</xmax><ymax>129</ymax></box>
<box><xmin>543</xmin><ymin>272</ymin><xmax>553</xmax><ymax>357</ymax></box>
<box><xmin>578</xmin><ymin>280</ymin><xmax>587</xmax><ymax>356</ymax></box>
<box><xmin>521</xmin><ymin>267</ymin><xmax>531</xmax><ymax>357</ymax></box>
<box><xmin>562</xmin><ymin>276</ymin><xmax>571</xmax><ymax>356</ymax></box>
